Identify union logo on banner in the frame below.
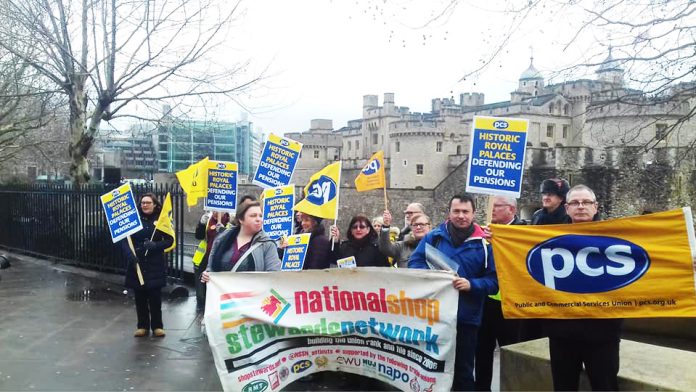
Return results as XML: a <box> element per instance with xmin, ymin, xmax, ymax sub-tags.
<box><xmin>306</xmin><ymin>175</ymin><xmax>337</xmax><ymax>205</ymax></box>
<box><xmin>261</xmin><ymin>289</ymin><xmax>291</xmax><ymax>324</ymax></box>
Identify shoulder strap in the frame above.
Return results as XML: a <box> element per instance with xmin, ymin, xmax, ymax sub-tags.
<box><xmin>231</xmin><ymin>242</ymin><xmax>264</xmax><ymax>272</ymax></box>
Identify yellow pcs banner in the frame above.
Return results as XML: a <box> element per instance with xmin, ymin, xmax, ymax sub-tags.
<box><xmin>491</xmin><ymin>208</ymin><xmax>696</xmax><ymax>319</ymax></box>
<box><xmin>355</xmin><ymin>150</ymin><xmax>385</xmax><ymax>192</ymax></box>
<box><xmin>294</xmin><ymin>161</ymin><xmax>341</xmax><ymax>220</ymax></box>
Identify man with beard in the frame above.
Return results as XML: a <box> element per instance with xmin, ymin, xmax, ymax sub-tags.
<box><xmin>409</xmin><ymin>194</ymin><xmax>498</xmax><ymax>391</ymax></box>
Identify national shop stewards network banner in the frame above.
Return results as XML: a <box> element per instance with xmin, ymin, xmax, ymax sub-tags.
<box><xmin>491</xmin><ymin>208</ymin><xmax>696</xmax><ymax>319</ymax></box>
<box><xmin>205</xmin><ymin>268</ymin><xmax>458</xmax><ymax>392</ymax></box>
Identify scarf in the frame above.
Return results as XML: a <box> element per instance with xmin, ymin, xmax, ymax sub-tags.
<box><xmin>447</xmin><ymin>221</ymin><xmax>475</xmax><ymax>248</ymax></box>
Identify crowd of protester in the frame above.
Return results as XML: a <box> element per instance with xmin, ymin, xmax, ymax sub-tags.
<box><xmin>122</xmin><ymin>178</ymin><xmax>618</xmax><ymax>391</ymax></box>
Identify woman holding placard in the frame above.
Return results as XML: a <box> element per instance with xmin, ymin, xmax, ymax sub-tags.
<box><xmin>279</xmin><ymin>212</ymin><xmax>332</xmax><ymax>270</ymax></box>
<box><xmin>329</xmin><ymin>214</ymin><xmax>390</xmax><ymax>268</ymax></box>
<box><xmin>122</xmin><ymin>193</ymin><xmax>173</xmax><ymax>338</ymax></box>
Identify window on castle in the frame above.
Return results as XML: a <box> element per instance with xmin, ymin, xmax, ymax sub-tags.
<box><xmin>563</xmin><ymin>104</ymin><xmax>570</xmax><ymax>115</ymax></box>
<box><xmin>372</xmin><ymin>134</ymin><xmax>378</xmax><ymax>144</ymax></box>
<box><xmin>456</xmin><ymin>145</ymin><xmax>462</xmax><ymax>154</ymax></box>
<box><xmin>347</xmin><ymin>141</ymin><xmax>351</xmax><ymax>150</ymax></box>
<box><xmin>436</xmin><ymin>142</ymin><xmax>443</xmax><ymax>152</ymax></box>
<box><xmin>562</xmin><ymin>125</ymin><xmax>569</xmax><ymax>138</ymax></box>
<box><xmin>396</xmin><ymin>141</ymin><xmax>400</xmax><ymax>152</ymax></box>
<box><xmin>313</xmin><ymin>150</ymin><xmax>320</xmax><ymax>159</ymax></box>
<box><xmin>403</xmin><ymin>160</ymin><xmax>407</xmax><ymax>166</ymax></box>
<box><xmin>656</xmin><ymin>124</ymin><xmax>668</xmax><ymax>140</ymax></box>
<box><xmin>549</xmin><ymin>103</ymin><xmax>554</xmax><ymax>114</ymax></box>
<box><xmin>546</xmin><ymin>124</ymin><xmax>555</xmax><ymax>138</ymax></box>
<box><xmin>416</xmin><ymin>164</ymin><xmax>424</xmax><ymax>175</ymax></box>
<box><xmin>356</xmin><ymin>140</ymin><xmax>360</xmax><ymax>150</ymax></box>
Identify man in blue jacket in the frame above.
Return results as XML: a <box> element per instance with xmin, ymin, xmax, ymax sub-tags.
<box><xmin>409</xmin><ymin>194</ymin><xmax>498</xmax><ymax>391</ymax></box>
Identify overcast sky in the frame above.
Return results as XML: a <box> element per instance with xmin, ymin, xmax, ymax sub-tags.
<box><xmin>197</xmin><ymin>0</ymin><xmax>608</xmax><ymax>135</ymax></box>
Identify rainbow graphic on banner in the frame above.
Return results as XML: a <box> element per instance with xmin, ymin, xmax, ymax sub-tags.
<box><xmin>261</xmin><ymin>289</ymin><xmax>291</xmax><ymax>324</ymax></box>
<box><xmin>220</xmin><ymin>291</ymin><xmax>256</xmax><ymax>329</ymax></box>
<box><xmin>219</xmin><ymin>289</ymin><xmax>291</xmax><ymax>328</ymax></box>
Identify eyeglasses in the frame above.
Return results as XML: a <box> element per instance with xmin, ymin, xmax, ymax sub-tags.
<box><xmin>492</xmin><ymin>204</ymin><xmax>510</xmax><ymax>208</ymax></box>
<box><xmin>567</xmin><ymin>200</ymin><xmax>596</xmax><ymax>208</ymax></box>
<box><xmin>404</xmin><ymin>211</ymin><xmax>418</xmax><ymax>215</ymax></box>
<box><xmin>351</xmin><ymin>224</ymin><xmax>369</xmax><ymax>230</ymax></box>
<box><xmin>141</xmin><ymin>201</ymin><xmax>153</xmax><ymax>205</ymax></box>
<box><xmin>412</xmin><ymin>222</ymin><xmax>430</xmax><ymax>228</ymax></box>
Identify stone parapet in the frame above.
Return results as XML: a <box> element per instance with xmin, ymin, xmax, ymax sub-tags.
<box><xmin>501</xmin><ymin>338</ymin><xmax>696</xmax><ymax>391</ymax></box>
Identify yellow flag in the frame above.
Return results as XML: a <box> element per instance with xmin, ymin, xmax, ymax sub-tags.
<box><xmin>293</xmin><ymin>161</ymin><xmax>341</xmax><ymax>220</ymax></box>
<box><xmin>176</xmin><ymin>157</ymin><xmax>209</xmax><ymax>207</ymax></box>
<box><xmin>155</xmin><ymin>192</ymin><xmax>176</xmax><ymax>252</ymax></box>
<box><xmin>491</xmin><ymin>208</ymin><xmax>696</xmax><ymax>319</ymax></box>
<box><xmin>354</xmin><ymin>150</ymin><xmax>386</xmax><ymax>192</ymax></box>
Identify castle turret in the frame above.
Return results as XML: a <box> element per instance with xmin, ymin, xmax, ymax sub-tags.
<box><xmin>596</xmin><ymin>47</ymin><xmax>624</xmax><ymax>86</ymax></box>
<box><xmin>517</xmin><ymin>56</ymin><xmax>544</xmax><ymax>97</ymax></box>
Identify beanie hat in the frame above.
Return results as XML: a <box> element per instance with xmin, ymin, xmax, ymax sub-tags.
<box><xmin>540</xmin><ymin>178</ymin><xmax>570</xmax><ymax>199</ymax></box>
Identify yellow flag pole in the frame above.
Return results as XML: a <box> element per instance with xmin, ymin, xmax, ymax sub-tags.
<box><xmin>331</xmin><ymin>219</ymin><xmax>337</xmax><ymax>251</ymax></box>
<box><xmin>383</xmin><ymin>183</ymin><xmax>388</xmax><ymax>212</ymax></box>
<box><xmin>127</xmin><ymin>236</ymin><xmax>145</xmax><ymax>286</ymax></box>
<box><xmin>144</xmin><ymin>224</ymin><xmax>158</xmax><ymax>257</ymax></box>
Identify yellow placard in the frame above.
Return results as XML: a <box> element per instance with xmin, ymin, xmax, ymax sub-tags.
<box><xmin>473</xmin><ymin>116</ymin><xmax>528</xmax><ymax>133</ymax></box>
<box><xmin>491</xmin><ymin>208</ymin><xmax>696</xmax><ymax>319</ymax></box>
<box><xmin>268</xmin><ymin>133</ymin><xmax>302</xmax><ymax>153</ymax></box>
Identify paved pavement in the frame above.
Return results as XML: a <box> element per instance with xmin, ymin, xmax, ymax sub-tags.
<box><xmin>0</xmin><ymin>252</ymin><xmax>222</xmax><ymax>391</ymax></box>
<box><xmin>0</xmin><ymin>252</ymin><xmax>417</xmax><ymax>391</ymax></box>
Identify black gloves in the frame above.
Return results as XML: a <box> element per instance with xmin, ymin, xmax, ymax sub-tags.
<box><xmin>143</xmin><ymin>240</ymin><xmax>158</xmax><ymax>251</ymax></box>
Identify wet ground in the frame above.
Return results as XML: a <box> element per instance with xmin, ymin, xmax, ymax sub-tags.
<box><xmin>0</xmin><ymin>252</ymin><xmax>410</xmax><ymax>391</ymax></box>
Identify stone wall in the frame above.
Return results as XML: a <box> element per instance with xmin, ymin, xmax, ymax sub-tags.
<box><xmin>159</xmin><ymin>145</ymin><xmax>696</xmax><ymax>236</ymax></box>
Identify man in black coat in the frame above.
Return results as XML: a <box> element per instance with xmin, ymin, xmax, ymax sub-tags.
<box><xmin>522</xmin><ymin>178</ymin><xmax>571</xmax><ymax>341</ymax></box>
<box><xmin>475</xmin><ymin>196</ymin><xmax>525</xmax><ymax>391</ymax></box>
<box><xmin>531</xmin><ymin>178</ymin><xmax>571</xmax><ymax>225</ymax></box>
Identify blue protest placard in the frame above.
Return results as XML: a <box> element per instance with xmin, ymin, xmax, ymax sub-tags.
<box><xmin>262</xmin><ymin>185</ymin><xmax>295</xmax><ymax>240</ymax></box>
<box><xmin>100</xmin><ymin>183</ymin><xmax>143</xmax><ymax>243</ymax></box>
<box><xmin>281</xmin><ymin>233</ymin><xmax>311</xmax><ymax>271</ymax></box>
<box><xmin>253</xmin><ymin>133</ymin><xmax>302</xmax><ymax>188</ymax></box>
<box><xmin>205</xmin><ymin>161</ymin><xmax>238</xmax><ymax>213</ymax></box>
<box><xmin>466</xmin><ymin>116</ymin><xmax>529</xmax><ymax>198</ymax></box>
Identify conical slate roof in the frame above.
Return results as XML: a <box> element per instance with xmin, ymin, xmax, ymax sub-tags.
<box><xmin>597</xmin><ymin>47</ymin><xmax>623</xmax><ymax>73</ymax></box>
<box><xmin>520</xmin><ymin>57</ymin><xmax>543</xmax><ymax>80</ymax></box>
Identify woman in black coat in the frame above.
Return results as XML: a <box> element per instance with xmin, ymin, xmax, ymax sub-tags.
<box><xmin>329</xmin><ymin>214</ymin><xmax>390</xmax><ymax>267</ymax></box>
<box><xmin>121</xmin><ymin>193</ymin><xmax>173</xmax><ymax>338</ymax></box>
<box><xmin>297</xmin><ymin>213</ymin><xmax>332</xmax><ymax>270</ymax></box>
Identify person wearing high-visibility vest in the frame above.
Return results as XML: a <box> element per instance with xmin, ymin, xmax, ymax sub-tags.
<box><xmin>193</xmin><ymin>211</ymin><xmax>230</xmax><ymax>314</ymax></box>
<box><xmin>475</xmin><ymin>196</ymin><xmax>526</xmax><ymax>391</ymax></box>
<box><xmin>193</xmin><ymin>195</ymin><xmax>256</xmax><ymax>314</ymax></box>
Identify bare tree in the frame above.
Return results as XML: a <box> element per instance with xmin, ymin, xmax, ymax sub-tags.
<box><xmin>0</xmin><ymin>0</ymin><xmax>260</xmax><ymax>184</ymax></box>
<box><xmin>0</xmin><ymin>49</ymin><xmax>63</xmax><ymax>164</ymax></box>
<box><xmin>364</xmin><ymin>0</ymin><xmax>695</xmax><ymax>152</ymax></box>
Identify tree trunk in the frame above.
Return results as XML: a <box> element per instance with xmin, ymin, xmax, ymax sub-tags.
<box><xmin>68</xmin><ymin>76</ymin><xmax>91</xmax><ymax>185</ymax></box>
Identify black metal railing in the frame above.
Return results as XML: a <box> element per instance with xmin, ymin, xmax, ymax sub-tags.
<box><xmin>0</xmin><ymin>183</ymin><xmax>187</xmax><ymax>281</ymax></box>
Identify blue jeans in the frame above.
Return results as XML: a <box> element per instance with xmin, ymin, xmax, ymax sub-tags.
<box><xmin>453</xmin><ymin>323</ymin><xmax>478</xmax><ymax>391</ymax></box>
